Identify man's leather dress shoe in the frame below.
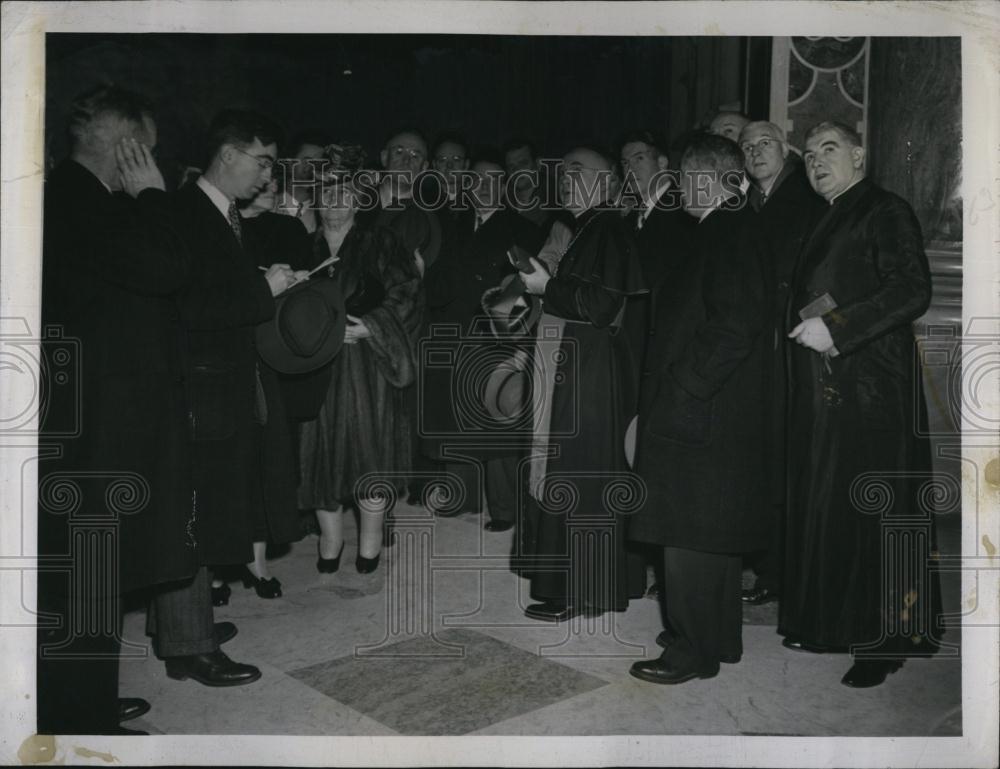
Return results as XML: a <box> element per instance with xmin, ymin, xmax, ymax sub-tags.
<box><xmin>118</xmin><ymin>697</ymin><xmax>150</xmax><ymax>723</ymax></box>
<box><xmin>164</xmin><ymin>649</ymin><xmax>261</xmax><ymax>687</ymax></box>
<box><xmin>741</xmin><ymin>586</ymin><xmax>778</xmax><ymax>605</ymax></box>
<box><xmin>524</xmin><ymin>602</ymin><xmax>583</xmax><ymax>622</ymax></box>
<box><xmin>629</xmin><ymin>657</ymin><xmax>719</xmax><ymax>685</ymax></box>
<box><xmin>841</xmin><ymin>659</ymin><xmax>903</xmax><ymax>688</ymax></box>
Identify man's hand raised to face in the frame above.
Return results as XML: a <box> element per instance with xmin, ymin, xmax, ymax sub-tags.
<box><xmin>116</xmin><ymin>138</ymin><xmax>165</xmax><ymax>198</ymax></box>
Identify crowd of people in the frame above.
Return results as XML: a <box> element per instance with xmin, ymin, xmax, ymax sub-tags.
<box><xmin>37</xmin><ymin>86</ymin><xmax>942</xmax><ymax>735</ymax></box>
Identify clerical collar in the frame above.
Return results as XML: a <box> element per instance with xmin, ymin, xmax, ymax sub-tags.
<box><xmin>196</xmin><ymin>175</ymin><xmax>232</xmax><ymax>221</ymax></box>
<box><xmin>829</xmin><ymin>176</ymin><xmax>865</xmax><ymax>205</ymax></box>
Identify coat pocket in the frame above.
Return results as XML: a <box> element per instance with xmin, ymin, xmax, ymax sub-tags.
<box><xmin>644</xmin><ymin>374</ymin><xmax>714</xmax><ymax>447</ymax></box>
<box><xmin>187</xmin><ymin>364</ymin><xmax>237</xmax><ymax>441</ymax></box>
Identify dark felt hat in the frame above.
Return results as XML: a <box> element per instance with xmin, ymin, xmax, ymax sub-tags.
<box><xmin>256</xmin><ymin>277</ymin><xmax>346</xmax><ymax>375</ymax></box>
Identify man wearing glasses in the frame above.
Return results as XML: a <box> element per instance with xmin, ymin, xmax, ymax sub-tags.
<box><xmin>155</xmin><ymin>109</ymin><xmax>302</xmax><ymax>688</ymax></box>
<box><xmin>736</xmin><ymin>121</ymin><xmax>825</xmax><ymax>611</ymax></box>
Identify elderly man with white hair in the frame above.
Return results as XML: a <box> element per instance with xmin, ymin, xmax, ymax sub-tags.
<box><xmin>736</xmin><ymin>120</ymin><xmax>825</xmax><ymax>609</ymax></box>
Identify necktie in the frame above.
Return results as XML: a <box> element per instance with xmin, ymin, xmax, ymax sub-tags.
<box><xmin>228</xmin><ymin>201</ymin><xmax>243</xmax><ymax>245</ymax></box>
<box><xmin>474</xmin><ymin>212</ymin><xmax>483</xmax><ymax>232</ymax></box>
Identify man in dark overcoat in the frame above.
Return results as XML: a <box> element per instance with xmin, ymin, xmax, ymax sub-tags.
<box><xmin>737</xmin><ymin>121</ymin><xmax>826</xmax><ymax>606</ymax></box>
<box><xmin>618</xmin><ymin>130</ymin><xmax>697</xmax><ymax>600</ymax></box>
<box><xmin>38</xmin><ymin>85</ymin><xmax>193</xmax><ymax>733</ymax></box>
<box><xmin>152</xmin><ymin>110</ymin><xmax>302</xmax><ymax>686</ymax></box>
<box><xmin>781</xmin><ymin>121</ymin><xmax>941</xmax><ymax>688</ymax></box>
<box><xmin>629</xmin><ymin>134</ymin><xmax>770</xmax><ymax>684</ymax></box>
<box><xmin>421</xmin><ymin>158</ymin><xmax>543</xmax><ymax>528</ymax></box>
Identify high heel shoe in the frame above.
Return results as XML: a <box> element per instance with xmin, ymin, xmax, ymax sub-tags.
<box><xmin>211</xmin><ymin>582</ymin><xmax>231</xmax><ymax>607</ymax></box>
<box><xmin>241</xmin><ymin>568</ymin><xmax>282</xmax><ymax>599</ymax></box>
<box><xmin>317</xmin><ymin>542</ymin><xmax>345</xmax><ymax>574</ymax></box>
<box><xmin>356</xmin><ymin>552</ymin><xmax>381</xmax><ymax>574</ymax></box>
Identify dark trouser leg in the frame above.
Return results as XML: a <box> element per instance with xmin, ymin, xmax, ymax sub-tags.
<box><xmin>444</xmin><ymin>460</ymin><xmax>483</xmax><ymax>514</ymax></box>
<box><xmin>751</xmin><ymin>503</ymin><xmax>784</xmax><ymax>593</ymax></box>
<box><xmin>146</xmin><ymin>566</ymin><xmax>215</xmax><ymax>658</ymax></box>
<box><xmin>662</xmin><ymin>547</ymin><xmax>742</xmax><ymax>669</ymax></box>
<box><xmin>37</xmin><ymin>589</ymin><xmax>120</xmax><ymax>734</ymax></box>
<box><xmin>484</xmin><ymin>455</ymin><xmax>517</xmax><ymax>524</ymax></box>
<box><xmin>625</xmin><ymin>541</ymin><xmax>655</xmax><ymax>600</ymax></box>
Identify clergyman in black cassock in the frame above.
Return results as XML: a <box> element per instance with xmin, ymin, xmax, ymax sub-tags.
<box><xmin>781</xmin><ymin>121</ymin><xmax>942</xmax><ymax>688</ymax></box>
<box><xmin>519</xmin><ymin>147</ymin><xmax>646</xmax><ymax>622</ymax></box>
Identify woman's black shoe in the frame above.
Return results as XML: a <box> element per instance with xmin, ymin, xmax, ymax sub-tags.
<box><xmin>211</xmin><ymin>582</ymin><xmax>231</xmax><ymax>607</ymax></box>
<box><xmin>356</xmin><ymin>552</ymin><xmax>381</xmax><ymax>574</ymax></box>
<box><xmin>241</xmin><ymin>569</ymin><xmax>282</xmax><ymax>599</ymax></box>
<box><xmin>317</xmin><ymin>542</ymin><xmax>345</xmax><ymax>574</ymax></box>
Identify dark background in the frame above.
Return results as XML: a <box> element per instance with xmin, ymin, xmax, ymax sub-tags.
<box><xmin>45</xmin><ymin>34</ymin><xmax>960</xmax><ymax>244</ymax></box>
<box><xmin>45</xmin><ymin>33</ymin><xmax>753</xmax><ymax>182</ymax></box>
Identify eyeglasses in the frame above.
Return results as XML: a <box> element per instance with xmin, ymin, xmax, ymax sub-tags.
<box><xmin>434</xmin><ymin>154</ymin><xmax>465</xmax><ymax>164</ymax></box>
<box><xmin>389</xmin><ymin>145</ymin><xmax>426</xmax><ymax>161</ymax></box>
<box><xmin>740</xmin><ymin>137</ymin><xmax>778</xmax><ymax>156</ymax></box>
<box><xmin>233</xmin><ymin>146</ymin><xmax>275</xmax><ymax>171</ymax></box>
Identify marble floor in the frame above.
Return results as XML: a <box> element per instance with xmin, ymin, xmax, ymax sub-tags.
<box><xmin>118</xmin><ymin>504</ymin><xmax>962</xmax><ymax>737</ymax></box>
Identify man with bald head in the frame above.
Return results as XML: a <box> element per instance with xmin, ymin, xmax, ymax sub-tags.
<box><xmin>781</xmin><ymin>121</ymin><xmax>940</xmax><ymax>688</ymax></box>
<box><xmin>736</xmin><ymin>120</ymin><xmax>824</xmax><ymax>608</ymax></box>
<box><xmin>518</xmin><ymin>145</ymin><xmax>646</xmax><ymax>622</ymax></box>
<box><xmin>708</xmin><ymin>110</ymin><xmax>750</xmax><ymax>142</ymax></box>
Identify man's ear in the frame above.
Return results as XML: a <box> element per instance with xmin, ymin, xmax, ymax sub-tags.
<box><xmin>219</xmin><ymin>143</ymin><xmax>235</xmax><ymax>166</ymax></box>
<box><xmin>379</xmin><ymin>149</ymin><xmax>388</xmax><ymax>168</ymax></box>
<box><xmin>851</xmin><ymin>145</ymin><xmax>866</xmax><ymax>169</ymax></box>
<box><xmin>780</xmin><ymin>142</ymin><xmax>790</xmax><ymax>160</ymax></box>
<box><xmin>420</xmin><ymin>159</ymin><xmax>428</xmax><ymax>172</ymax></box>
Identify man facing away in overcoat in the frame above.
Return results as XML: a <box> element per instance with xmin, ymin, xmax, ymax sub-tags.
<box><xmin>629</xmin><ymin>134</ymin><xmax>771</xmax><ymax>685</ymax></box>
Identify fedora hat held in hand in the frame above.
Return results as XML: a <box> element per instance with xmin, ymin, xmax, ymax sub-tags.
<box><xmin>256</xmin><ymin>276</ymin><xmax>346</xmax><ymax>374</ymax></box>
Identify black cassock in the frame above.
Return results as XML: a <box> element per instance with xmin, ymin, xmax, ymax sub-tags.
<box><xmin>780</xmin><ymin>178</ymin><xmax>942</xmax><ymax>655</ymax></box>
<box><xmin>520</xmin><ymin>207</ymin><xmax>645</xmax><ymax>611</ymax></box>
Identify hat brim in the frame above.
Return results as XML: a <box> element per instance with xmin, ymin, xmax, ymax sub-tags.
<box><xmin>482</xmin><ymin>349</ymin><xmax>532</xmax><ymax>422</ymax></box>
<box><xmin>256</xmin><ymin>278</ymin><xmax>347</xmax><ymax>375</ymax></box>
<box><xmin>482</xmin><ymin>273</ymin><xmax>542</xmax><ymax>338</ymax></box>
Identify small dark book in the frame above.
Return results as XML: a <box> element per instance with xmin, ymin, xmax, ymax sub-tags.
<box><xmin>798</xmin><ymin>292</ymin><xmax>837</xmax><ymax>321</ymax></box>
